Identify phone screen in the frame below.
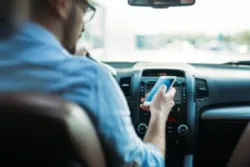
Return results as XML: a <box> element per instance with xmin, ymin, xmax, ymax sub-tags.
<box><xmin>144</xmin><ymin>76</ymin><xmax>176</xmax><ymax>105</ymax></box>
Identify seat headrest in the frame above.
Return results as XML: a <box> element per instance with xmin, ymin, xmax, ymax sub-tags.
<box><xmin>0</xmin><ymin>93</ymin><xmax>106</xmax><ymax>167</ymax></box>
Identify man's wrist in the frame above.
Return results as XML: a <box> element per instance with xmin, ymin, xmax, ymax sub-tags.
<box><xmin>150</xmin><ymin>112</ymin><xmax>168</xmax><ymax>123</ymax></box>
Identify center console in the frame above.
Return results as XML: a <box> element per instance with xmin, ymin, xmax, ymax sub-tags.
<box><xmin>135</xmin><ymin>69</ymin><xmax>190</xmax><ymax>167</ymax></box>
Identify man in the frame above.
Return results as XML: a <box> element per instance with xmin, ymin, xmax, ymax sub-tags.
<box><xmin>0</xmin><ymin>0</ymin><xmax>176</xmax><ymax>166</ymax></box>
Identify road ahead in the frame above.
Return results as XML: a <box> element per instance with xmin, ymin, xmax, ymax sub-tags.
<box><xmin>90</xmin><ymin>48</ymin><xmax>250</xmax><ymax>64</ymax></box>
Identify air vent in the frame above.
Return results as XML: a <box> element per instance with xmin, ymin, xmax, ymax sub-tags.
<box><xmin>119</xmin><ymin>77</ymin><xmax>132</xmax><ymax>97</ymax></box>
<box><xmin>195</xmin><ymin>78</ymin><xmax>209</xmax><ymax>98</ymax></box>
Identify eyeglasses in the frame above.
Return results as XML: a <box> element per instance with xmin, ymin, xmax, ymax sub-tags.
<box><xmin>81</xmin><ymin>0</ymin><xmax>96</xmax><ymax>23</ymax></box>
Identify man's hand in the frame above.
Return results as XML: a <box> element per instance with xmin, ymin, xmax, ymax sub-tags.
<box><xmin>140</xmin><ymin>94</ymin><xmax>149</xmax><ymax>111</ymax></box>
<box><xmin>140</xmin><ymin>85</ymin><xmax>176</xmax><ymax>120</ymax></box>
<box><xmin>150</xmin><ymin>85</ymin><xmax>176</xmax><ymax>119</ymax></box>
<box><xmin>142</xmin><ymin>85</ymin><xmax>176</xmax><ymax>156</ymax></box>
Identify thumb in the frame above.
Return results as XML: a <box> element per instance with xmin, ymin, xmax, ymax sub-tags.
<box><xmin>157</xmin><ymin>85</ymin><xmax>167</xmax><ymax>95</ymax></box>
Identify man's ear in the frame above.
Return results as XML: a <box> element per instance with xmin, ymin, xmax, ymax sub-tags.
<box><xmin>48</xmin><ymin>0</ymin><xmax>73</xmax><ymax>21</ymax></box>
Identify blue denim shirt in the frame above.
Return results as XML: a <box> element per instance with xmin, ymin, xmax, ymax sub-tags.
<box><xmin>0</xmin><ymin>22</ymin><xmax>165</xmax><ymax>167</ymax></box>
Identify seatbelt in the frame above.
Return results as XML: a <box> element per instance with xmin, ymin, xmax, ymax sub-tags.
<box><xmin>85</xmin><ymin>53</ymin><xmax>99</xmax><ymax>64</ymax></box>
<box><xmin>79</xmin><ymin>48</ymin><xmax>116</xmax><ymax>77</ymax></box>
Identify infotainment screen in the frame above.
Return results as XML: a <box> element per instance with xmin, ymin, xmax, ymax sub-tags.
<box><xmin>174</xmin><ymin>86</ymin><xmax>182</xmax><ymax>103</ymax></box>
<box><xmin>146</xmin><ymin>83</ymin><xmax>182</xmax><ymax>103</ymax></box>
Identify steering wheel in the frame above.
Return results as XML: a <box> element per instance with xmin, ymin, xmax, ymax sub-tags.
<box><xmin>228</xmin><ymin>122</ymin><xmax>250</xmax><ymax>167</ymax></box>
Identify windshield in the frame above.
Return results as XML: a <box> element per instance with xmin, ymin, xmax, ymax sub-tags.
<box><xmin>77</xmin><ymin>0</ymin><xmax>250</xmax><ymax>64</ymax></box>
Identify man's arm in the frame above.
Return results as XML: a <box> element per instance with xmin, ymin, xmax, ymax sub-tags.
<box><xmin>62</xmin><ymin>59</ymin><xmax>175</xmax><ymax>167</ymax></box>
<box><xmin>142</xmin><ymin>86</ymin><xmax>176</xmax><ymax>156</ymax></box>
<box><xmin>143</xmin><ymin>113</ymin><xmax>167</xmax><ymax>156</ymax></box>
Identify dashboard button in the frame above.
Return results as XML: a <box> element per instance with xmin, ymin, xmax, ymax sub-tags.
<box><xmin>178</xmin><ymin>124</ymin><xmax>189</xmax><ymax>136</ymax></box>
<box><xmin>167</xmin><ymin>126</ymin><xmax>174</xmax><ymax>133</ymax></box>
<box><xmin>168</xmin><ymin>130</ymin><xmax>174</xmax><ymax>134</ymax></box>
<box><xmin>168</xmin><ymin>126</ymin><xmax>174</xmax><ymax>130</ymax></box>
<box><xmin>137</xmin><ymin>123</ymin><xmax>148</xmax><ymax>134</ymax></box>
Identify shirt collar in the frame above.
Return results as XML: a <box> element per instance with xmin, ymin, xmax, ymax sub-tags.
<box><xmin>20</xmin><ymin>21</ymin><xmax>63</xmax><ymax>48</ymax></box>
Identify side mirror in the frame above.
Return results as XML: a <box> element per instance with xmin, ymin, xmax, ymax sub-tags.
<box><xmin>128</xmin><ymin>0</ymin><xmax>195</xmax><ymax>8</ymax></box>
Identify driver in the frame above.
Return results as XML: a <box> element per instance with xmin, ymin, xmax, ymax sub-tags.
<box><xmin>0</xmin><ymin>0</ymin><xmax>176</xmax><ymax>166</ymax></box>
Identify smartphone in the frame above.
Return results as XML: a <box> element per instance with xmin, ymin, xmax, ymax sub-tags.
<box><xmin>144</xmin><ymin>76</ymin><xmax>177</xmax><ymax>105</ymax></box>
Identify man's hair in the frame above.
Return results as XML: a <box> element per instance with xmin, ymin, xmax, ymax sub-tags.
<box><xmin>30</xmin><ymin>0</ymin><xmax>51</xmax><ymax>15</ymax></box>
<box><xmin>0</xmin><ymin>0</ymin><xmax>11</xmax><ymax>21</ymax></box>
<box><xmin>0</xmin><ymin>0</ymin><xmax>30</xmax><ymax>38</ymax></box>
<box><xmin>0</xmin><ymin>0</ymin><xmax>28</xmax><ymax>21</ymax></box>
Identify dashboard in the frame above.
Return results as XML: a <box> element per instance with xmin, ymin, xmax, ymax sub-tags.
<box><xmin>106</xmin><ymin>62</ymin><xmax>250</xmax><ymax>167</ymax></box>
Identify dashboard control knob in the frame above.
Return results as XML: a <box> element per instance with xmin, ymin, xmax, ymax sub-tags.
<box><xmin>178</xmin><ymin>124</ymin><xmax>189</xmax><ymax>136</ymax></box>
<box><xmin>137</xmin><ymin>123</ymin><xmax>148</xmax><ymax>134</ymax></box>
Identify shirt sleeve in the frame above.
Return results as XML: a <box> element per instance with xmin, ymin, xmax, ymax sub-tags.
<box><xmin>62</xmin><ymin>60</ymin><xmax>165</xmax><ymax>167</ymax></box>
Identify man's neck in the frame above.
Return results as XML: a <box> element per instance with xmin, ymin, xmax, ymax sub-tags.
<box><xmin>31</xmin><ymin>15</ymin><xmax>64</xmax><ymax>46</ymax></box>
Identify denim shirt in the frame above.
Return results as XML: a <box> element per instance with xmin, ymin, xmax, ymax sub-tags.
<box><xmin>0</xmin><ymin>22</ymin><xmax>165</xmax><ymax>167</ymax></box>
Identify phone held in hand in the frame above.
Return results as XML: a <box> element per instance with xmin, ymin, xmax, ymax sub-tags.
<box><xmin>144</xmin><ymin>76</ymin><xmax>177</xmax><ymax>105</ymax></box>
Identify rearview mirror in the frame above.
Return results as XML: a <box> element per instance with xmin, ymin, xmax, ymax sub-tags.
<box><xmin>128</xmin><ymin>0</ymin><xmax>195</xmax><ymax>8</ymax></box>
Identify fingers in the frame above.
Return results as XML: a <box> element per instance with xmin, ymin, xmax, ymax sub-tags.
<box><xmin>168</xmin><ymin>87</ymin><xmax>176</xmax><ymax>96</ymax></box>
<box><xmin>141</xmin><ymin>92</ymin><xmax>150</xmax><ymax>102</ymax></box>
<box><xmin>165</xmin><ymin>87</ymin><xmax>176</xmax><ymax>98</ymax></box>
<box><xmin>141</xmin><ymin>97</ymin><xmax>146</xmax><ymax>103</ymax></box>
<box><xmin>155</xmin><ymin>85</ymin><xmax>167</xmax><ymax>97</ymax></box>
<box><xmin>166</xmin><ymin>88</ymin><xmax>176</xmax><ymax>108</ymax></box>
<box><xmin>140</xmin><ymin>93</ymin><xmax>149</xmax><ymax>111</ymax></box>
<box><xmin>140</xmin><ymin>104</ymin><xmax>150</xmax><ymax>111</ymax></box>
<box><xmin>160</xmin><ymin>84</ymin><xmax>167</xmax><ymax>93</ymax></box>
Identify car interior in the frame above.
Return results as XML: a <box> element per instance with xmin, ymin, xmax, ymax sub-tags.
<box><xmin>2</xmin><ymin>0</ymin><xmax>250</xmax><ymax>167</ymax></box>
